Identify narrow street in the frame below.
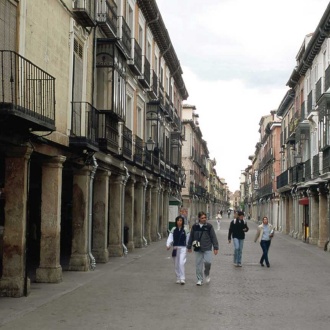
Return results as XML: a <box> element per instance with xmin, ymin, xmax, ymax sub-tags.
<box><xmin>1</xmin><ymin>218</ymin><xmax>330</xmax><ymax>330</ymax></box>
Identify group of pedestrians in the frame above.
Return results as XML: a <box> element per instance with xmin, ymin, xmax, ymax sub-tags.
<box><xmin>166</xmin><ymin>211</ymin><xmax>275</xmax><ymax>285</ymax></box>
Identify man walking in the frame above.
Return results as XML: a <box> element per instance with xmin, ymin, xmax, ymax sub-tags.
<box><xmin>187</xmin><ymin>211</ymin><xmax>219</xmax><ymax>286</ymax></box>
<box><xmin>228</xmin><ymin>211</ymin><xmax>249</xmax><ymax>267</ymax></box>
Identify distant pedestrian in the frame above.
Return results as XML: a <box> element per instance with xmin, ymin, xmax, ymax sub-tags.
<box><xmin>227</xmin><ymin>210</ymin><xmax>231</xmax><ymax>218</ymax></box>
<box><xmin>228</xmin><ymin>211</ymin><xmax>249</xmax><ymax>267</ymax></box>
<box><xmin>166</xmin><ymin>215</ymin><xmax>189</xmax><ymax>284</ymax></box>
<box><xmin>187</xmin><ymin>211</ymin><xmax>219</xmax><ymax>286</ymax></box>
<box><xmin>254</xmin><ymin>216</ymin><xmax>274</xmax><ymax>268</ymax></box>
<box><xmin>216</xmin><ymin>211</ymin><xmax>222</xmax><ymax>230</ymax></box>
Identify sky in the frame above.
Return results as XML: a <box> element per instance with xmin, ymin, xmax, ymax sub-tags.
<box><xmin>156</xmin><ymin>0</ymin><xmax>330</xmax><ymax>192</ymax></box>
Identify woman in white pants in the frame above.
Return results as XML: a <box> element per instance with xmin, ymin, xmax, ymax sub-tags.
<box><xmin>166</xmin><ymin>215</ymin><xmax>189</xmax><ymax>285</ymax></box>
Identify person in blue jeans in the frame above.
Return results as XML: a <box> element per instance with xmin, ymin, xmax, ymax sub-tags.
<box><xmin>254</xmin><ymin>216</ymin><xmax>274</xmax><ymax>267</ymax></box>
<box><xmin>228</xmin><ymin>211</ymin><xmax>249</xmax><ymax>267</ymax></box>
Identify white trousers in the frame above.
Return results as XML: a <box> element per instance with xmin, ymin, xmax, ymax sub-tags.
<box><xmin>173</xmin><ymin>246</ymin><xmax>187</xmax><ymax>281</ymax></box>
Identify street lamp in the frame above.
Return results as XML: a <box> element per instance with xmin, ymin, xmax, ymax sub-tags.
<box><xmin>146</xmin><ymin>137</ymin><xmax>155</xmax><ymax>152</ymax></box>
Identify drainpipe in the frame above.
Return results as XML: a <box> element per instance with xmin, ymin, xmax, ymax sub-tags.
<box><xmin>122</xmin><ymin>163</ymin><xmax>130</xmax><ymax>255</ymax></box>
<box><xmin>88</xmin><ymin>156</ymin><xmax>98</xmax><ymax>270</ymax></box>
<box><xmin>142</xmin><ymin>172</ymin><xmax>148</xmax><ymax>247</ymax></box>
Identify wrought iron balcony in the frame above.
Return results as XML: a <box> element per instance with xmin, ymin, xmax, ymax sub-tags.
<box><xmin>305</xmin><ymin>159</ymin><xmax>311</xmax><ymax>181</ymax></box>
<box><xmin>98</xmin><ymin>113</ymin><xmax>119</xmax><ymax>154</ymax></box>
<box><xmin>313</xmin><ymin>153</ymin><xmax>320</xmax><ymax>178</ymax></box>
<box><xmin>70</xmin><ymin>102</ymin><xmax>99</xmax><ymax>151</ymax></box>
<box><xmin>147</xmin><ymin>70</ymin><xmax>158</xmax><ymax>100</ymax></box>
<box><xmin>122</xmin><ymin>125</ymin><xmax>132</xmax><ymax>160</ymax></box>
<box><xmin>72</xmin><ymin>0</ymin><xmax>96</xmax><ymax>27</ymax></box>
<box><xmin>138</xmin><ymin>56</ymin><xmax>151</xmax><ymax>88</ymax></box>
<box><xmin>277</xmin><ymin>170</ymin><xmax>289</xmax><ymax>190</ymax></box>
<box><xmin>118</xmin><ymin>16</ymin><xmax>131</xmax><ymax>58</ymax></box>
<box><xmin>0</xmin><ymin>50</ymin><xmax>55</xmax><ymax>133</ymax></box>
<box><xmin>96</xmin><ymin>0</ymin><xmax>117</xmax><ymax>37</ymax></box>
<box><xmin>133</xmin><ymin>135</ymin><xmax>143</xmax><ymax>166</ymax></box>
<box><xmin>128</xmin><ymin>39</ymin><xmax>142</xmax><ymax>75</ymax></box>
<box><xmin>323</xmin><ymin>148</ymin><xmax>330</xmax><ymax>174</ymax></box>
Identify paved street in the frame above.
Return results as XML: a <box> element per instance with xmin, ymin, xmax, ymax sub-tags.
<box><xmin>1</xmin><ymin>218</ymin><xmax>330</xmax><ymax>330</ymax></box>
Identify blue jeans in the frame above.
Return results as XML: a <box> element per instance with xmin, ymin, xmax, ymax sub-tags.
<box><xmin>260</xmin><ymin>240</ymin><xmax>271</xmax><ymax>266</ymax></box>
<box><xmin>195</xmin><ymin>250</ymin><xmax>212</xmax><ymax>282</ymax></box>
<box><xmin>233</xmin><ymin>238</ymin><xmax>244</xmax><ymax>264</ymax></box>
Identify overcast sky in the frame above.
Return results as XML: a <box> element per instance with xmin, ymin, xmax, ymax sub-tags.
<box><xmin>156</xmin><ymin>0</ymin><xmax>330</xmax><ymax>192</ymax></box>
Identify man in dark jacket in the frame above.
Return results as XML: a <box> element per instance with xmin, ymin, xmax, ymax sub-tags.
<box><xmin>187</xmin><ymin>211</ymin><xmax>219</xmax><ymax>286</ymax></box>
<box><xmin>228</xmin><ymin>211</ymin><xmax>249</xmax><ymax>267</ymax></box>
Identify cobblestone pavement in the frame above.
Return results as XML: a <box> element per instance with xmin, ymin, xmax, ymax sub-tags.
<box><xmin>1</xmin><ymin>219</ymin><xmax>330</xmax><ymax>330</ymax></box>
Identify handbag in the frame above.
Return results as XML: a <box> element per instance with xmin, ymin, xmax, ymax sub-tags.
<box><xmin>172</xmin><ymin>248</ymin><xmax>177</xmax><ymax>257</ymax></box>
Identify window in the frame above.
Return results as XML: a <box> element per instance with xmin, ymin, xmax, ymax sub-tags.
<box><xmin>0</xmin><ymin>0</ymin><xmax>17</xmax><ymax>50</ymax></box>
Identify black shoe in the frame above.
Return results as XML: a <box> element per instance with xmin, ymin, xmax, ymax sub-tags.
<box><xmin>266</xmin><ymin>264</ymin><xmax>270</xmax><ymax>268</ymax></box>
<box><xmin>260</xmin><ymin>263</ymin><xmax>264</xmax><ymax>267</ymax></box>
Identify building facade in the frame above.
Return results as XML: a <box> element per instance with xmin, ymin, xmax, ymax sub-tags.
<box><xmin>0</xmin><ymin>0</ymin><xmax>189</xmax><ymax>297</ymax></box>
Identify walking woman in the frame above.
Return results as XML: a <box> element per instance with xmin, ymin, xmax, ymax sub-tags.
<box><xmin>254</xmin><ymin>216</ymin><xmax>274</xmax><ymax>267</ymax></box>
<box><xmin>166</xmin><ymin>215</ymin><xmax>189</xmax><ymax>285</ymax></box>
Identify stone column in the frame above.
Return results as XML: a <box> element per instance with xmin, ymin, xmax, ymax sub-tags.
<box><xmin>309</xmin><ymin>188</ymin><xmax>319</xmax><ymax>245</ymax></box>
<box><xmin>318</xmin><ymin>185</ymin><xmax>328</xmax><ymax>248</ymax></box>
<box><xmin>69</xmin><ymin>166</ymin><xmax>91</xmax><ymax>271</ymax></box>
<box><xmin>283</xmin><ymin>195</ymin><xmax>290</xmax><ymax>234</ymax></box>
<box><xmin>134</xmin><ymin>180</ymin><xmax>144</xmax><ymax>248</ymax></box>
<box><xmin>292</xmin><ymin>193</ymin><xmax>299</xmax><ymax>238</ymax></box>
<box><xmin>158</xmin><ymin>186</ymin><xmax>164</xmax><ymax>239</ymax></box>
<box><xmin>151</xmin><ymin>185</ymin><xmax>159</xmax><ymax>242</ymax></box>
<box><xmin>92</xmin><ymin>170</ymin><xmax>111</xmax><ymax>263</ymax></box>
<box><xmin>125</xmin><ymin>177</ymin><xmax>135</xmax><ymax>251</ymax></box>
<box><xmin>108</xmin><ymin>174</ymin><xmax>125</xmax><ymax>257</ymax></box>
<box><xmin>36</xmin><ymin>155</ymin><xmax>66</xmax><ymax>283</ymax></box>
<box><xmin>145</xmin><ymin>185</ymin><xmax>152</xmax><ymax>244</ymax></box>
<box><xmin>163</xmin><ymin>190</ymin><xmax>169</xmax><ymax>236</ymax></box>
<box><xmin>0</xmin><ymin>146</ymin><xmax>32</xmax><ymax>297</ymax></box>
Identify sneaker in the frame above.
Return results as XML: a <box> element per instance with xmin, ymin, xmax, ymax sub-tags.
<box><xmin>176</xmin><ymin>280</ymin><xmax>181</xmax><ymax>284</ymax></box>
<box><xmin>205</xmin><ymin>276</ymin><xmax>211</xmax><ymax>284</ymax></box>
<box><xmin>237</xmin><ymin>263</ymin><xmax>242</xmax><ymax>267</ymax></box>
<box><xmin>196</xmin><ymin>280</ymin><xmax>203</xmax><ymax>286</ymax></box>
<box><xmin>233</xmin><ymin>263</ymin><xmax>238</xmax><ymax>267</ymax></box>
<box><xmin>180</xmin><ymin>280</ymin><xmax>185</xmax><ymax>285</ymax></box>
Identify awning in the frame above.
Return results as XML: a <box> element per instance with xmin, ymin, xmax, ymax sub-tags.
<box><xmin>299</xmin><ymin>197</ymin><xmax>309</xmax><ymax>205</ymax></box>
<box><xmin>169</xmin><ymin>196</ymin><xmax>181</xmax><ymax>205</ymax></box>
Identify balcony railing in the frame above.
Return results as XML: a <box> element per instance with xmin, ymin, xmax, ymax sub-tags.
<box><xmin>0</xmin><ymin>50</ymin><xmax>55</xmax><ymax>132</ymax></box>
<box><xmin>72</xmin><ymin>0</ymin><xmax>96</xmax><ymax>27</ymax></box>
<box><xmin>277</xmin><ymin>170</ymin><xmax>289</xmax><ymax>190</ymax></box>
<box><xmin>323</xmin><ymin>148</ymin><xmax>330</xmax><ymax>173</ymax></box>
<box><xmin>98</xmin><ymin>113</ymin><xmax>119</xmax><ymax>154</ymax></box>
<box><xmin>96</xmin><ymin>0</ymin><xmax>117</xmax><ymax>37</ymax></box>
<box><xmin>325</xmin><ymin>65</ymin><xmax>330</xmax><ymax>92</ymax></box>
<box><xmin>133</xmin><ymin>135</ymin><xmax>143</xmax><ymax>166</ymax></box>
<box><xmin>128</xmin><ymin>39</ymin><xmax>142</xmax><ymax>75</ymax></box>
<box><xmin>122</xmin><ymin>125</ymin><xmax>132</xmax><ymax>160</ymax></box>
<box><xmin>70</xmin><ymin>102</ymin><xmax>99</xmax><ymax>151</ymax></box>
<box><xmin>118</xmin><ymin>16</ymin><xmax>131</xmax><ymax>57</ymax></box>
<box><xmin>138</xmin><ymin>56</ymin><xmax>151</xmax><ymax>88</ymax></box>
<box><xmin>313</xmin><ymin>153</ymin><xmax>319</xmax><ymax>178</ymax></box>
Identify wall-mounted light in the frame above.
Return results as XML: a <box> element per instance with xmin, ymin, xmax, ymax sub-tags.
<box><xmin>146</xmin><ymin>137</ymin><xmax>155</xmax><ymax>152</ymax></box>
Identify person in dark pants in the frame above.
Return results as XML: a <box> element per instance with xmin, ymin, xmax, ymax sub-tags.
<box><xmin>254</xmin><ymin>216</ymin><xmax>274</xmax><ymax>268</ymax></box>
<box><xmin>228</xmin><ymin>211</ymin><xmax>249</xmax><ymax>267</ymax></box>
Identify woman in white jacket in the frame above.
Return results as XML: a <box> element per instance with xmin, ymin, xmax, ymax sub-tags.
<box><xmin>254</xmin><ymin>216</ymin><xmax>274</xmax><ymax>268</ymax></box>
<box><xmin>166</xmin><ymin>215</ymin><xmax>189</xmax><ymax>285</ymax></box>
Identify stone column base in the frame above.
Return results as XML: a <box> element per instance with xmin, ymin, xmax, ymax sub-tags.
<box><xmin>36</xmin><ymin>266</ymin><xmax>62</xmax><ymax>283</ymax></box>
<box><xmin>308</xmin><ymin>237</ymin><xmax>318</xmax><ymax>245</ymax></box>
<box><xmin>92</xmin><ymin>249</ymin><xmax>109</xmax><ymax>263</ymax></box>
<box><xmin>108</xmin><ymin>244</ymin><xmax>123</xmax><ymax>257</ymax></box>
<box><xmin>0</xmin><ymin>276</ymin><xmax>30</xmax><ymax>298</ymax></box>
<box><xmin>134</xmin><ymin>238</ymin><xmax>143</xmax><ymax>248</ymax></box>
<box><xmin>317</xmin><ymin>239</ymin><xmax>327</xmax><ymax>249</ymax></box>
<box><xmin>68</xmin><ymin>254</ymin><xmax>89</xmax><ymax>271</ymax></box>
<box><xmin>127</xmin><ymin>241</ymin><xmax>134</xmax><ymax>251</ymax></box>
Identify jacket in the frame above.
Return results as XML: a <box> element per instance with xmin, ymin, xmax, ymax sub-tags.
<box><xmin>187</xmin><ymin>223</ymin><xmax>219</xmax><ymax>252</ymax></box>
<box><xmin>228</xmin><ymin>218</ymin><xmax>249</xmax><ymax>240</ymax></box>
<box><xmin>166</xmin><ymin>227</ymin><xmax>189</xmax><ymax>247</ymax></box>
<box><xmin>254</xmin><ymin>223</ymin><xmax>274</xmax><ymax>242</ymax></box>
